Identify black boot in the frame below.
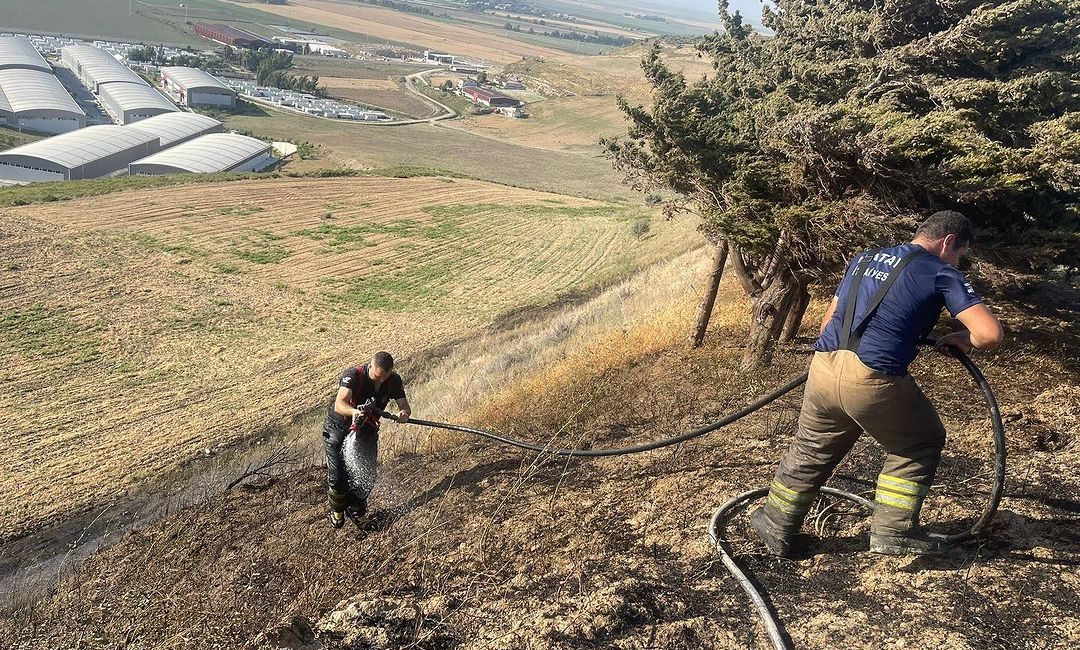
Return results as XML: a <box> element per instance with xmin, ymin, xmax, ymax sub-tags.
<box><xmin>869</xmin><ymin>529</ymin><xmax>948</xmax><ymax>556</ymax></box>
<box><xmin>751</xmin><ymin>507</ymin><xmax>795</xmax><ymax>558</ymax></box>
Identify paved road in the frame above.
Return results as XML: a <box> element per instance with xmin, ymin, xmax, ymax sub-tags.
<box><xmin>52</xmin><ymin>63</ymin><xmax>113</xmax><ymax>125</ymax></box>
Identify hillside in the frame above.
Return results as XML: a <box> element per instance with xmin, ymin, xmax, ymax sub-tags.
<box><xmin>3</xmin><ymin>257</ymin><xmax>1077</xmax><ymax>649</ymax></box>
<box><xmin>0</xmin><ymin>175</ymin><xmax>698</xmax><ymax>542</ymax></box>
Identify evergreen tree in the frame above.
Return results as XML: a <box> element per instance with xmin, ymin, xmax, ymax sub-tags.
<box><xmin>604</xmin><ymin>0</ymin><xmax>1079</xmax><ymax>368</ymax></box>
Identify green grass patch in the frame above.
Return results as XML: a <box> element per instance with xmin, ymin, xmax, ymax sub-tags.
<box><xmin>0</xmin><ymin>128</ymin><xmax>42</xmax><ymax>150</ymax></box>
<box><xmin>321</xmin><ymin>263</ymin><xmax>452</xmax><ymax>312</ymax></box>
<box><xmin>295</xmin><ymin>215</ymin><xmax>465</xmax><ymax>251</ymax></box>
<box><xmin>295</xmin><ymin>224</ymin><xmax>377</xmax><ymax>250</ymax></box>
<box><xmin>230</xmin><ymin>230</ymin><xmax>291</xmax><ymax>264</ymax></box>
<box><xmin>130</xmin><ymin>233</ymin><xmax>209</xmax><ymax>258</ymax></box>
<box><xmin>217</xmin><ymin>205</ymin><xmax>265</xmax><ymax>217</ymax></box>
<box><xmin>0</xmin><ymin>305</ymin><xmax>102</xmax><ymax>363</ymax></box>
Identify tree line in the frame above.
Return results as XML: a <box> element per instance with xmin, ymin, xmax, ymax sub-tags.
<box><xmin>503</xmin><ymin>22</ymin><xmax>634</xmax><ymax>47</ymax></box>
<box><xmin>222</xmin><ymin>46</ymin><xmax>325</xmax><ymax>96</ymax></box>
<box><xmin>604</xmin><ymin>0</ymin><xmax>1079</xmax><ymax>368</ymax></box>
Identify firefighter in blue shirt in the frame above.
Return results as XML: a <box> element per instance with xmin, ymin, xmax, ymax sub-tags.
<box><xmin>752</xmin><ymin>211</ymin><xmax>1004</xmax><ymax>556</ymax></box>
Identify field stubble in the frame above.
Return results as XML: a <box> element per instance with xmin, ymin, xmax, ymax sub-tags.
<box><xmin>0</xmin><ymin>175</ymin><xmax>698</xmax><ymax>541</ymax></box>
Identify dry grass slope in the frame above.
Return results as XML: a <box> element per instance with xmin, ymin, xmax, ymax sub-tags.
<box><xmin>0</xmin><ymin>175</ymin><xmax>698</xmax><ymax>539</ymax></box>
<box><xmin>4</xmin><ymin>270</ymin><xmax>1077</xmax><ymax>649</ymax></box>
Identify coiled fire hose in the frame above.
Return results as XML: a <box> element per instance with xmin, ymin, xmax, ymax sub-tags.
<box><xmin>376</xmin><ymin>342</ymin><xmax>1005</xmax><ymax>649</ymax></box>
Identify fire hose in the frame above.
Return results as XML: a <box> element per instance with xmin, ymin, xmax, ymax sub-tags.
<box><xmin>373</xmin><ymin>343</ymin><xmax>1005</xmax><ymax>649</ymax></box>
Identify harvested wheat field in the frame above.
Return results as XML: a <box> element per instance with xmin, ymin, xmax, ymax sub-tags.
<box><xmin>223</xmin><ymin>0</ymin><xmax>568</xmax><ymax>64</ymax></box>
<box><xmin>0</xmin><ymin>175</ymin><xmax>697</xmax><ymax>540</ymax></box>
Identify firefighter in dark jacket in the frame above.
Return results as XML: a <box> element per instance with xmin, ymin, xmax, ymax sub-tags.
<box><xmin>323</xmin><ymin>351</ymin><xmax>411</xmax><ymax>529</ymax></box>
<box><xmin>752</xmin><ymin>211</ymin><xmax>1004</xmax><ymax>556</ymax></box>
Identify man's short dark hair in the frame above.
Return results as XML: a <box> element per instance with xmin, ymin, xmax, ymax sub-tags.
<box><xmin>916</xmin><ymin>210</ymin><xmax>975</xmax><ymax>248</ymax></box>
<box><xmin>371</xmin><ymin>351</ymin><xmax>394</xmax><ymax>370</ymax></box>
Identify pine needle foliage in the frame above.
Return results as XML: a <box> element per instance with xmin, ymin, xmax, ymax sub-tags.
<box><xmin>603</xmin><ymin>0</ymin><xmax>1079</xmax><ymax>365</ymax></box>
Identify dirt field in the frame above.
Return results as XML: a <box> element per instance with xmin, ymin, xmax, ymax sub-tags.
<box><xmin>447</xmin><ymin>95</ymin><xmax>630</xmax><ymax>153</ymax></box>
<box><xmin>222</xmin><ymin>0</ymin><xmax>571</xmax><ymax>64</ymax></box>
<box><xmin>219</xmin><ymin>110</ymin><xmax>638</xmax><ymax>200</ymax></box>
<box><xmin>0</xmin><ymin>175</ymin><xmax>697</xmax><ymax>540</ymax></box>
<box><xmin>4</xmin><ymin>259</ymin><xmax>1077</xmax><ymax>648</ymax></box>
<box><xmin>318</xmin><ymin>76</ymin><xmax>438</xmax><ymax>118</ymax></box>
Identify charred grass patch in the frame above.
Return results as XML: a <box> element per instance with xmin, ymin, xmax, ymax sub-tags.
<box><xmin>3</xmin><ymin>265</ymin><xmax>1079</xmax><ymax>648</ymax></box>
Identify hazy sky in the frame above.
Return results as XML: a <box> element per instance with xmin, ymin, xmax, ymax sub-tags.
<box><xmin>631</xmin><ymin>0</ymin><xmax>763</xmax><ymax>22</ymax></box>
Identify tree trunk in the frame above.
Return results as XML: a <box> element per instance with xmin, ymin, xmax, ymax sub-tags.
<box><xmin>779</xmin><ymin>283</ymin><xmax>811</xmax><ymax>343</ymax></box>
<box><xmin>728</xmin><ymin>241</ymin><xmax>762</xmax><ymax>298</ymax></box>
<box><xmin>740</xmin><ymin>267</ymin><xmax>801</xmax><ymax>370</ymax></box>
<box><xmin>689</xmin><ymin>242</ymin><xmax>729</xmax><ymax>348</ymax></box>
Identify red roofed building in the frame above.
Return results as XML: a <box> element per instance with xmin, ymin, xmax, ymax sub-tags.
<box><xmin>462</xmin><ymin>86</ymin><xmax>521</xmax><ymax>108</ymax></box>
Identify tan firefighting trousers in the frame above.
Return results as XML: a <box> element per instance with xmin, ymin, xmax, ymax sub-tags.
<box><xmin>763</xmin><ymin>350</ymin><xmax>947</xmax><ymax>536</ymax></box>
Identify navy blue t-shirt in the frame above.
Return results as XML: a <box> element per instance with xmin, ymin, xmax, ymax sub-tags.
<box><xmin>815</xmin><ymin>243</ymin><xmax>981</xmax><ymax>376</ymax></box>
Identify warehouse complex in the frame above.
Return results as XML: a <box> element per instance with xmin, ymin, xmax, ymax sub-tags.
<box><xmin>0</xmin><ymin>125</ymin><xmax>159</xmax><ymax>182</ymax></box>
<box><xmin>98</xmin><ymin>82</ymin><xmax>178</xmax><ymax>124</ymax></box>
<box><xmin>129</xmin><ymin>133</ymin><xmax>274</xmax><ymax>175</ymax></box>
<box><xmin>0</xmin><ymin>36</ymin><xmax>279</xmax><ymax>182</ymax></box>
<box><xmin>160</xmin><ymin>67</ymin><xmax>235</xmax><ymax>108</ymax></box>
<box><xmin>0</xmin><ymin>111</ymin><xmax>271</xmax><ymax>182</ymax></box>
<box><xmin>61</xmin><ymin>45</ymin><xmax>147</xmax><ymax>94</ymax></box>
<box><xmin>0</xmin><ymin>37</ymin><xmax>86</xmax><ymax>134</ymax></box>
<box><xmin>127</xmin><ymin>111</ymin><xmax>223</xmax><ymax>148</ymax></box>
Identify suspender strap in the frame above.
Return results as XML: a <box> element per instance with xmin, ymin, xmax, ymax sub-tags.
<box><xmin>839</xmin><ymin>248</ymin><xmax>928</xmax><ymax>352</ymax></box>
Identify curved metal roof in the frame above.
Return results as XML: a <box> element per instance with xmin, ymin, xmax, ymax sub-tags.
<box><xmin>0</xmin><ymin>125</ymin><xmax>157</xmax><ymax>169</ymax></box>
<box><xmin>99</xmin><ymin>82</ymin><xmax>178</xmax><ymax>115</ymax></box>
<box><xmin>160</xmin><ymin>66</ymin><xmax>233</xmax><ymax>93</ymax></box>
<box><xmin>62</xmin><ymin>45</ymin><xmax>147</xmax><ymax>88</ymax></box>
<box><xmin>127</xmin><ymin>111</ymin><xmax>222</xmax><ymax>148</ymax></box>
<box><xmin>130</xmin><ymin>133</ymin><xmax>271</xmax><ymax>173</ymax></box>
<box><xmin>0</xmin><ymin>36</ymin><xmax>50</xmax><ymax>72</ymax></box>
<box><xmin>0</xmin><ymin>68</ymin><xmax>84</xmax><ymax>117</ymax></box>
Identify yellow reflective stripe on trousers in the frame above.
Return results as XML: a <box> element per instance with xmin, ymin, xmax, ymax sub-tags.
<box><xmin>767</xmin><ymin>493</ymin><xmax>807</xmax><ymax>515</ymax></box>
<box><xmin>876</xmin><ymin>474</ymin><xmax>929</xmax><ymax>496</ymax></box>
<box><xmin>875</xmin><ymin>490</ymin><xmax>919</xmax><ymax>511</ymax></box>
<box><xmin>770</xmin><ymin>480</ymin><xmax>815</xmax><ymax>505</ymax></box>
<box><xmin>875</xmin><ymin>474</ymin><xmax>928</xmax><ymax>512</ymax></box>
<box><xmin>767</xmin><ymin>480</ymin><xmax>815</xmax><ymax>515</ymax></box>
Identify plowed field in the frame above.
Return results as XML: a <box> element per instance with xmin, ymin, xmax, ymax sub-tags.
<box><xmin>0</xmin><ymin>175</ymin><xmax>697</xmax><ymax>540</ymax></box>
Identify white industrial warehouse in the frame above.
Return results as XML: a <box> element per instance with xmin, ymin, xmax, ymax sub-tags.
<box><xmin>61</xmin><ymin>44</ymin><xmax>147</xmax><ymax>94</ymax></box>
<box><xmin>0</xmin><ymin>68</ymin><xmax>87</xmax><ymax>134</ymax></box>
<box><xmin>160</xmin><ymin>66</ymin><xmax>235</xmax><ymax>108</ymax></box>
<box><xmin>127</xmin><ymin>111</ymin><xmax>223</xmax><ymax>148</ymax></box>
<box><xmin>0</xmin><ymin>111</ymin><xmax>272</xmax><ymax>182</ymax></box>
<box><xmin>0</xmin><ymin>36</ymin><xmax>52</xmax><ymax>72</ymax></box>
<box><xmin>0</xmin><ymin>125</ymin><xmax>159</xmax><ymax>182</ymax></box>
<box><xmin>0</xmin><ymin>37</ymin><xmax>87</xmax><ymax>134</ymax></box>
<box><xmin>129</xmin><ymin>133</ymin><xmax>274</xmax><ymax>175</ymax></box>
<box><xmin>98</xmin><ymin>82</ymin><xmax>178</xmax><ymax>124</ymax></box>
